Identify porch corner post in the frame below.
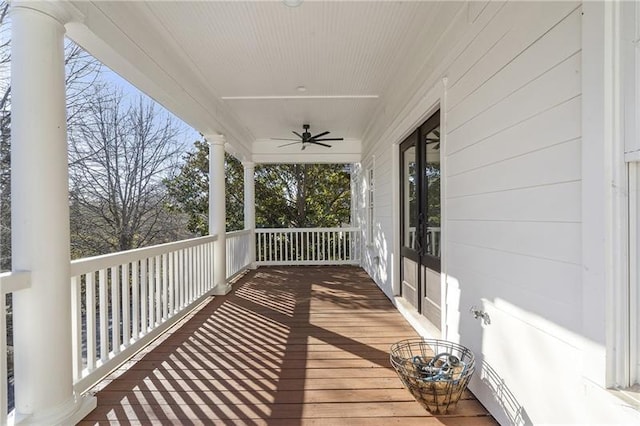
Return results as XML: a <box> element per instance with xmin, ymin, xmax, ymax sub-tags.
<box><xmin>10</xmin><ymin>4</ymin><xmax>96</xmax><ymax>424</ymax></box>
<box><xmin>242</xmin><ymin>161</ymin><xmax>257</xmax><ymax>269</ymax></box>
<box><xmin>207</xmin><ymin>134</ymin><xmax>230</xmax><ymax>295</ymax></box>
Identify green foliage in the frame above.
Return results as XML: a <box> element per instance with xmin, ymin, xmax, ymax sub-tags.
<box><xmin>254</xmin><ymin>163</ymin><xmax>351</xmax><ymax>228</ymax></box>
<box><xmin>165</xmin><ymin>140</ymin><xmax>244</xmax><ymax>235</ymax></box>
<box><xmin>166</xmin><ymin>141</ymin><xmax>351</xmax><ymax>231</ymax></box>
<box><xmin>426</xmin><ymin>162</ymin><xmax>441</xmax><ymax>227</ymax></box>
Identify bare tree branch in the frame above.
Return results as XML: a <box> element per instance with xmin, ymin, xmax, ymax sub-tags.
<box><xmin>69</xmin><ymin>87</ymin><xmax>186</xmax><ymax>255</ymax></box>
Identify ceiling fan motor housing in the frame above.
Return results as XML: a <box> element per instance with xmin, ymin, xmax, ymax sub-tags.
<box><xmin>274</xmin><ymin>124</ymin><xmax>343</xmax><ymax>149</ymax></box>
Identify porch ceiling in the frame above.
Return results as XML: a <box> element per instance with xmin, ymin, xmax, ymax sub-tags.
<box><xmin>65</xmin><ymin>1</ymin><xmax>454</xmax><ymax>163</ymax></box>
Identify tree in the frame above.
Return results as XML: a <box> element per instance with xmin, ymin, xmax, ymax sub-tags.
<box><xmin>165</xmin><ymin>140</ymin><xmax>244</xmax><ymax>235</ymax></box>
<box><xmin>166</xmin><ymin>141</ymin><xmax>352</xmax><ymax>231</ymax></box>
<box><xmin>254</xmin><ymin>163</ymin><xmax>351</xmax><ymax>228</ymax></box>
<box><xmin>68</xmin><ymin>87</ymin><xmax>186</xmax><ymax>257</ymax></box>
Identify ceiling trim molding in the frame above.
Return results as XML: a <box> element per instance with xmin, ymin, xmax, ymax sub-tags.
<box><xmin>222</xmin><ymin>95</ymin><xmax>379</xmax><ymax>101</ymax></box>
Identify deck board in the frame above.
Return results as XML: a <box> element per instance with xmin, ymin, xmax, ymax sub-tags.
<box><xmin>80</xmin><ymin>266</ymin><xmax>496</xmax><ymax>425</ymax></box>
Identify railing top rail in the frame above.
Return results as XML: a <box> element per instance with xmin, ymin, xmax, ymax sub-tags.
<box><xmin>226</xmin><ymin>229</ymin><xmax>252</xmax><ymax>237</ymax></box>
<box><xmin>256</xmin><ymin>227</ymin><xmax>359</xmax><ymax>233</ymax></box>
<box><xmin>70</xmin><ymin>234</ymin><xmax>218</xmax><ymax>277</ymax></box>
<box><xmin>0</xmin><ymin>271</ymin><xmax>31</xmax><ymax>294</ymax></box>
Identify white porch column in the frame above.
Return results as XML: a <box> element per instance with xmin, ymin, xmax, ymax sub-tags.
<box><xmin>207</xmin><ymin>135</ymin><xmax>230</xmax><ymax>295</ymax></box>
<box><xmin>10</xmin><ymin>4</ymin><xmax>95</xmax><ymax>424</ymax></box>
<box><xmin>243</xmin><ymin>161</ymin><xmax>257</xmax><ymax>269</ymax></box>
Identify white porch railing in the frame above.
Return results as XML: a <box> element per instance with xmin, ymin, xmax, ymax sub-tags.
<box><xmin>256</xmin><ymin>227</ymin><xmax>360</xmax><ymax>265</ymax></box>
<box><xmin>2</xmin><ymin>226</ymin><xmax>360</xmax><ymax>420</ymax></box>
<box><xmin>226</xmin><ymin>229</ymin><xmax>253</xmax><ymax>279</ymax></box>
<box><xmin>0</xmin><ymin>271</ymin><xmax>30</xmax><ymax>420</ymax></box>
<box><xmin>408</xmin><ymin>226</ymin><xmax>441</xmax><ymax>257</ymax></box>
<box><xmin>70</xmin><ymin>235</ymin><xmax>220</xmax><ymax>394</ymax></box>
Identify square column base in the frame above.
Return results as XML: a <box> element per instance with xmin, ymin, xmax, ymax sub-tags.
<box><xmin>211</xmin><ymin>283</ymin><xmax>232</xmax><ymax>296</ymax></box>
<box><xmin>11</xmin><ymin>394</ymin><xmax>97</xmax><ymax>426</ymax></box>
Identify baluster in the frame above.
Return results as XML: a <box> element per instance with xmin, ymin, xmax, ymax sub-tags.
<box><xmin>214</xmin><ymin>243</ymin><xmax>219</xmax><ymax>291</ymax></box>
<box><xmin>178</xmin><ymin>249</ymin><xmax>184</xmax><ymax>309</ymax></box>
<box><xmin>325</xmin><ymin>232</ymin><xmax>329</xmax><ymax>261</ymax></box>
<box><xmin>257</xmin><ymin>233</ymin><xmax>262</xmax><ymax>262</ymax></box>
<box><xmin>198</xmin><ymin>244</ymin><xmax>203</xmax><ymax>295</ymax></box>
<box><xmin>122</xmin><ymin>263</ymin><xmax>130</xmax><ymax>347</ymax></box>
<box><xmin>148</xmin><ymin>256</ymin><xmax>155</xmax><ymax>328</ymax></box>
<box><xmin>188</xmin><ymin>247</ymin><xmax>194</xmax><ymax>302</ymax></box>
<box><xmin>345</xmin><ymin>231</ymin><xmax>349</xmax><ymax>261</ymax></box>
<box><xmin>111</xmin><ymin>266</ymin><xmax>121</xmax><ymax>354</ymax></box>
<box><xmin>155</xmin><ymin>255</ymin><xmax>162</xmax><ymax>323</ymax></box>
<box><xmin>162</xmin><ymin>253</ymin><xmax>169</xmax><ymax>320</ymax></box>
<box><xmin>71</xmin><ymin>275</ymin><xmax>82</xmax><ymax>381</ymax></box>
<box><xmin>169</xmin><ymin>251</ymin><xmax>175</xmax><ymax>315</ymax></box>
<box><xmin>86</xmin><ymin>272</ymin><xmax>96</xmax><ymax>371</ymax></box>
<box><xmin>0</xmin><ymin>290</ymin><xmax>6</xmax><ymax>421</ymax></box>
<box><xmin>98</xmin><ymin>268</ymin><xmax>108</xmax><ymax>362</ymax></box>
<box><xmin>132</xmin><ymin>261</ymin><xmax>140</xmax><ymax>340</ymax></box>
<box><xmin>225</xmin><ymin>238</ymin><xmax>230</xmax><ymax>278</ymax></box>
<box><xmin>194</xmin><ymin>245</ymin><xmax>199</xmax><ymax>297</ymax></box>
<box><xmin>313</xmin><ymin>231</ymin><xmax>317</xmax><ymax>261</ymax></box>
<box><xmin>333</xmin><ymin>231</ymin><xmax>337</xmax><ymax>261</ymax></box>
<box><xmin>140</xmin><ymin>259</ymin><xmax>148</xmax><ymax>334</ymax></box>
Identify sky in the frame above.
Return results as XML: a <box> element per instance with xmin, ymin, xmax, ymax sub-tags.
<box><xmin>99</xmin><ymin>64</ymin><xmax>202</xmax><ymax>150</ymax></box>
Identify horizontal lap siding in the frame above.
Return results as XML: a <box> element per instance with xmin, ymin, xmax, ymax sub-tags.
<box><xmin>360</xmin><ymin>1</ymin><xmax>590</xmax><ymax>424</ymax></box>
<box><xmin>360</xmin><ymin>1</ymin><xmax>469</xmax><ymax>294</ymax></box>
<box><xmin>445</xmin><ymin>1</ymin><xmax>582</xmax><ymax>307</ymax></box>
<box><xmin>445</xmin><ymin>3</ymin><xmax>583</xmax><ymax>424</ymax></box>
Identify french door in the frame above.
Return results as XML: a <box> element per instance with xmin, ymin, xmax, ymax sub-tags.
<box><xmin>400</xmin><ymin>110</ymin><xmax>441</xmax><ymax>326</ymax></box>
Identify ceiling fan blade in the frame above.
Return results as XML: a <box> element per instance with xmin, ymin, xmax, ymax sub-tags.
<box><xmin>310</xmin><ymin>131</ymin><xmax>330</xmax><ymax>139</ymax></box>
<box><xmin>278</xmin><ymin>141</ymin><xmax>301</xmax><ymax>147</ymax></box>
<box><xmin>309</xmin><ymin>141</ymin><xmax>332</xmax><ymax>148</ymax></box>
<box><xmin>292</xmin><ymin>131</ymin><xmax>304</xmax><ymax>139</ymax></box>
<box><xmin>313</xmin><ymin>137</ymin><xmax>343</xmax><ymax>142</ymax></box>
<box><xmin>272</xmin><ymin>138</ymin><xmax>300</xmax><ymax>141</ymax></box>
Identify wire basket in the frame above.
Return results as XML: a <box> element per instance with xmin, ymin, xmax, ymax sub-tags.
<box><xmin>390</xmin><ymin>338</ymin><xmax>475</xmax><ymax>414</ymax></box>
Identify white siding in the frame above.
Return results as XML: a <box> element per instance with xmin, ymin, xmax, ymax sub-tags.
<box><xmin>359</xmin><ymin>1</ymin><xmax>640</xmax><ymax>424</ymax></box>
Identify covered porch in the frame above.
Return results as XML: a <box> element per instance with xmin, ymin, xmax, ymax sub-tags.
<box><xmin>79</xmin><ymin>266</ymin><xmax>495</xmax><ymax>425</ymax></box>
<box><xmin>5</xmin><ymin>0</ymin><xmax>640</xmax><ymax>424</ymax></box>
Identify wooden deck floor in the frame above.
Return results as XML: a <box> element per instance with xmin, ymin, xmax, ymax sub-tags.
<box><xmin>80</xmin><ymin>266</ymin><xmax>496</xmax><ymax>425</ymax></box>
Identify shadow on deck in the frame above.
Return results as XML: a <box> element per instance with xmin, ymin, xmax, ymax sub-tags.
<box><xmin>79</xmin><ymin>266</ymin><xmax>496</xmax><ymax>425</ymax></box>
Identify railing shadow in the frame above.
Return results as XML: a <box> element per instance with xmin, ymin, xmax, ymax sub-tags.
<box><xmin>474</xmin><ymin>359</ymin><xmax>532</xmax><ymax>426</ymax></box>
<box><xmin>80</xmin><ymin>266</ymin><xmax>419</xmax><ymax>424</ymax></box>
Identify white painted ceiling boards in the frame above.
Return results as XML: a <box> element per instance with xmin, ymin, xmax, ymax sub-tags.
<box><xmin>67</xmin><ymin>1</ymin><xmax>453</xmax><ymax>162</ymax></box>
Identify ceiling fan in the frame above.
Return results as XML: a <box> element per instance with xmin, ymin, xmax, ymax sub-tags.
<box><xmin>426</xmin><ymin>128</ymin><xmax>440</xmax><ymax>150</ymax></box>
<box><xmin>273</xmin><ymin>124</ymin><xmax>343</xmax><ymax>150</ymax></box>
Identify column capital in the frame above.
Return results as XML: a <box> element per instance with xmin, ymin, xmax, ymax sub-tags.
<box><xmin>205</xmin><ymin>134</ymin><xmax>226</xmax><ymax>146</ymax></box>
<box><xmin>10</xmin><ymin>0</ymin><xmax>85</xmax><ymax>26</ymax></box>
<box><xmin>242</xmin><ymin>160</ymin><xmax>255</xmax><ymax>169</ymax></box>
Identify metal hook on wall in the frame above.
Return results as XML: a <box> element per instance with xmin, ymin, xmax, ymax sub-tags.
<box><xmin>470</xmin><ymin>306</ymin><xmax>491</xmax><ymax>325</ymax></box>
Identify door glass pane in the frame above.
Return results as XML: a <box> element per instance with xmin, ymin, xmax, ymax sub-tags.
<box><xmin>424</xmin><ymin>125</ymin><xmax>440</xmax><ymax>258</ymax></box>
<box><xmin>403</xmin><ymin>146</ymin><xmax>417</xmax><ymax>249</ymax></box>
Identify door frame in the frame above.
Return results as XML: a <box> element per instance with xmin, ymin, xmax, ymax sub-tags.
<box><xmin>399</xmin><ymin>109</ymin><xmax>441</xmax><ymax>316</ymax></box>
<box><xmin>387</xmin><ymin>78</ymin><xmax>447</xmax><ymax>333</ymax></box>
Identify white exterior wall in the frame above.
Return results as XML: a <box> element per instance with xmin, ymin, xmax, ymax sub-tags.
<box><xmin>358</xmin><ymin>1</ymin><xmax>640</xmax><ymax>424</ymax></box>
